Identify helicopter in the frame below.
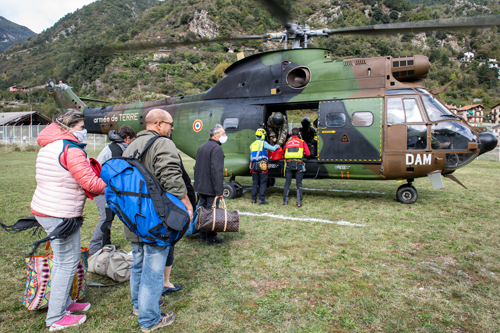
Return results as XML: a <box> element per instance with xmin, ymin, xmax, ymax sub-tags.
<box><xmin>46</xmin><ymin>2</ymin><xmax>499</xmax><ymax>204</ymax></box>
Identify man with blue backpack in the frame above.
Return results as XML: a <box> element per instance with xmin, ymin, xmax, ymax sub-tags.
<box><xmin>118</xmin><ymin>109</ymin><xmax>193</xmax><ymax>332</ymax></box>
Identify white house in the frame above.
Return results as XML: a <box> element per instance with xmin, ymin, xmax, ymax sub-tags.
<box><xmin>462</xmin><ymin>51</ymin><xmax>474</xmax><ymax>62</ymax></box>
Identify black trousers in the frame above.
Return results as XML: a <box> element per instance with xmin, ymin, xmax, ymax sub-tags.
<box><xmin>198</xmin><ymin>194</ymin><xmax>219</xmax><ymax>240</ymax></box>
<box><xmin>251</xmin><ymin>170</ymin><xmax>268</xmax><ymax>201</ymax></box>
<box><xmin>283</xmin><ymin>168</ymin><xmax>304</xmax><ymax>203</ymax></box>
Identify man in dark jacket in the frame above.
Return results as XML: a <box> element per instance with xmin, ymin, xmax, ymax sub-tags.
<box><xmin>194</xmin><ymin>124</ymin><xmax>226</xmax><ymax>246</ymax></box>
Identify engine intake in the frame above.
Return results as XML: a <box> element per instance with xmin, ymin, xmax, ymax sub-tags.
<box><xmin>391</xmin><ymin>55</ymin><xmax>430</xmax><ymax>81</ymax></box>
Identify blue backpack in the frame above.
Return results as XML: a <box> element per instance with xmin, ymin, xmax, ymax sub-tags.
<box><xmin>100</xmin><ymin>136</ymin><xmax>190</xmax><ymax>247</ymax></box>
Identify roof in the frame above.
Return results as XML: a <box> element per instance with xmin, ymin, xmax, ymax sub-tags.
<box><xmin>493</xmin><ymin>124</ymin><xmax>500</xmax><ymax>129</ymax></box>
<box><xmin>490</xmin><ymin>102</ymin><xmax>500</xmax><ymax>110</ymax></box>
<box><xmin>0</xmin><ymin>111</ymin><xmax>51</xmax><ymax>126</ymax></box>
<box><xmin>460</xmin><ymin>104</ymin><xmax>484</xmax><ymax>111</ymax></box>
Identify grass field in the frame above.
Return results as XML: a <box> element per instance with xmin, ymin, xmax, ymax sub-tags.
<box><xmin>0</xmin><ymin>145</ymin><xmax>499</xmax><ymax>332</ymax></box>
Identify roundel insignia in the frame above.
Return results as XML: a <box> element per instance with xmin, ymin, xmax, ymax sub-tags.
<box><xmin>193</xmin><ymin>120</ymin><xmax>203</xmax><ymax>132</ymax></box>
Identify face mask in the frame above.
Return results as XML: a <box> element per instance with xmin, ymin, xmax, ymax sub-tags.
<box><xmin>73</xmin><ymin>129</ymin><xmax>87</xmax><ymax>143</ymax></box>
<box><xmin>219</xmin><ymin>135</ymin><xmax>228</xmax><ymax>144</ymax></box>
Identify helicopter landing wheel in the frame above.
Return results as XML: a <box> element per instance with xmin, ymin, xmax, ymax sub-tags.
<box><xmin>223</xmin><ymin>181</ymin><xmax>243</xmax><ymax>200</ymax></box>
<box><xmin>396</xmin><ymin>184</ymin><xmax>418</xmax><ymax>204</ymax></box>
<box><xmin>223</xmin><ymin>183</ymin><xmax>236</xmax><ymax>200</ymax></box>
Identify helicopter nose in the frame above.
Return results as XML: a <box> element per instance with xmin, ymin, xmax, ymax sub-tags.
<box><xmin>478</xmin><ymin>132</ymin><xmax>498</xmax><ymax>155</ymax></box>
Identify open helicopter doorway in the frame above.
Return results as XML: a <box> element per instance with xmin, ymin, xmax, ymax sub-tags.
<box><xmin>263</xmin><ymin>107</ymin><xmax>319</xmax><ymax>160</ymax></box>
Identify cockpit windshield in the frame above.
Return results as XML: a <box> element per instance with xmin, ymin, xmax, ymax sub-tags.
<box><xmin>420</xmin><ymin>93</ymin><xmax>456</xmax><ymax>121</ymax></box>
<box><xmin>431</xmin><ymin>121</ymin><xmax>477</xmax><ymax>150</ymax></box>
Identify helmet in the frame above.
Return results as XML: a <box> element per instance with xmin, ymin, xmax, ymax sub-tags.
<box><xmin>301</xmin><ymin>117</ymin><xmax>311</xmax><ymax>128</ymax></box>
<box><xmin>255</xmin><ymin>128</ymin><xmax>266</xmax><ymax>138</ymax></box>
<box><xmin>272</xmin><ymin>112</ymin><xmax>284</xmax><ymax>125</ymax></box>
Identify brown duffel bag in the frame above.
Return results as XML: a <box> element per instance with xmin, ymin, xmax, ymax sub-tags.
<box><xmin>196</xmin><ymin>199</ymin><xmax>240</xmax><ymax>232</ymax></box>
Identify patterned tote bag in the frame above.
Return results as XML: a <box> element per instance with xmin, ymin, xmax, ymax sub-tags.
<box><xmin>21</xmin><ymin>243</ymin><xmax>89</xmax><ymax>310</ymax></box>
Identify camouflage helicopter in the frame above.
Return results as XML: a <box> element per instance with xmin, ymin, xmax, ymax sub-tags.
<box><xmin>47</xmin><ymin>2</ymin><xmax>499</xmax><ymax>204</ymax></box>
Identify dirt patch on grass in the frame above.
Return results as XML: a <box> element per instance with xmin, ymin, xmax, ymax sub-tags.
<box><xmin>250</xmin><ymin>279</ymin><xmax>289</xmax><ymax>295</ymax></box>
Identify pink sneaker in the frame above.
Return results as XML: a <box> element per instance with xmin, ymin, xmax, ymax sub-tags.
<box><xmin>49</xmin><ymin>314</ymin><xmax>86</xmax><ymax>331</ymax></box>
<box><xmin>67</xmin><ymin>301</ymin><xmax>91</xmax><ymax>312</ymax></box>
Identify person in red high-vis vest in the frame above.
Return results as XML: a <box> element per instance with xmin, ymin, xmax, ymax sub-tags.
<box><xmin>283</xmin><ymin>128</ymin><xmax>310</xmax><ymax>207</ymax></box>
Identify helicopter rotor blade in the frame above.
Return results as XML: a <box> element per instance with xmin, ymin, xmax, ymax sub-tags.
<box><xmin>252</xmin><ymin>0</ymin><xmax>291</xmax><ymax>27</ymax></box>
<box><xmin>75</xmin><ymin>35</ymin><xmax>269</xmax><ymax>56</ymax></box>
<box><xmin>324</xmin><ymin>15</ymin><xmax>500</xmax><ymax>36</ymax></box>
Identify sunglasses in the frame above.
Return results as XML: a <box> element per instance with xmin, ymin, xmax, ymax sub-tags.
<box><xmin>157</xmin><ymin>120</ymin><xmax>173</xmax><ymax>127</ymax></box>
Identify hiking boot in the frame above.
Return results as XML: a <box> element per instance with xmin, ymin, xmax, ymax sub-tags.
<box><xmin>258</xmin><ymin>200</ymin><xmax>269</xmax><ymax>205</ymax></box>
<box><xmin>67</xmin><ymin>301</ymin><xmax>91</xmax><ymax>312</ymax></box>
<box><xmin>297</xmin><ymin>201</ymin><xmax>302</xmax><ymax>208</ymax></box>
<box><xmin>251</xmin><ymin>199</ymin><xmax>257</xmax><ymax>204</ymax></box>
<box><xmin>49</xmin><ymin>314</ymin><xmax>86</xmax><ymax>331</ymax></box>
<box><xmin>206</xmin><ymin>237</ymin><xmax>224</xmax><ymax>246</ymax></box>
<box><xmin>133</xmin><ymin>298</ymin><xmax>165</xmax><ymax>316</ymax></box>
<box><xmin>283</xmin><ymin>201</ymin><xmax>288</xmax><ymax>206</ymax></box>
<box><xmin>140</xmin><ymin>312</ymin><xmax>175</xmax><ymax>332</ymax></box>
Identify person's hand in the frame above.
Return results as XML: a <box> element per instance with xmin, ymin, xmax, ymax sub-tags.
<box><xmin>215</xmin><ymin>195</ymin><xmax>223</xmax><ymax>200</ymax></box>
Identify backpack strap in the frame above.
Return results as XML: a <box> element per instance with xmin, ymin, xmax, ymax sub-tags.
<box><xmin>108</xmin><ymin>142</ymin><xmax>124</xmax><ymax>158</ymax></box>
<box><xmin>137</xmin><ymin>135</ymin><xmax>169</xmax><ymax>161</ymax></box>
<box><xmin>132</xmin><ymin>135</ymin><xmax>172</xmax><ymax>227</ymax></box>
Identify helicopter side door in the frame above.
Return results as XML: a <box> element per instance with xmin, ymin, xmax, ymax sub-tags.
<box><xmin>383</xmin><ymin>95</ymin><xmax>440</xmax><ymax>178</ymax></box>
<box><xmin>317</xmin><ymin>98</ymin><xmax>383</xmax><ymax>163</ymax></box>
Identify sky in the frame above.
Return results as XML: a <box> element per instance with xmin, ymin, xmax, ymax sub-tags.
<box><xmin>0</xmin><ymin>0</ymin><xmax>98</xmax><ymax>34</ymax></box>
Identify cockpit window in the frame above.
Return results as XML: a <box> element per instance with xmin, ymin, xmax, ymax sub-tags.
<box><xmin>403</xmin><ymin>99</ymin><xmax>423</xmax><ymax>122</ymax></box>
<box><xmin>387</xmin><ymin>98</ymin><xmax>405</xmax><ymax>123</ymax></box>
<box><xmin>421</xmin><ymin>94</ymin><xmax>455</xmax><ymax>122</ymax></box>
<box><xmin>431</xmin><ymin>121</ymin><xmax>477</xmax><ymax>151</ymax></box>
<box><xmin>387</xmin><ymin>97</ymin><xmax>423</xmax><ymax>123</ymax></box>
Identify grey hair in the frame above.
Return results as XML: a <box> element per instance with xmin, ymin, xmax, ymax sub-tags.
<box><xmin>56</xmin><ymin>109</ymin><xmax>85</xmax><ymax>130</ymax></box>
<box><xmin>210</xmin><ymin>124</ymin><xmax>223</xmax><ymax>137</ymax></box>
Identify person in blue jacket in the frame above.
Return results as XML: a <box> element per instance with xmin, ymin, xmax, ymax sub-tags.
<box><xmin>249</xmin><ymin>128</ymin><xmax>279</xmax><ymax>205</ymax></box>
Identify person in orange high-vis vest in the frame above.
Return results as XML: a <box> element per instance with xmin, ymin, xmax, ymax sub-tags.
<box><xmin>283</xmin><ymin>128</ymin><xmax>310</xmax><ymax>207</ymax></box>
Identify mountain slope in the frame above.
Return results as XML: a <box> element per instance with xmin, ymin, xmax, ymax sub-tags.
<box><xmin>0</xmin><ymin>16</ymin><xmax>36</xmax><ymax>52</ymax></box>
<box><xmin>1</xmin><ymin>0</ymin><xmax>500</xmax><ymax>114</ymax></box>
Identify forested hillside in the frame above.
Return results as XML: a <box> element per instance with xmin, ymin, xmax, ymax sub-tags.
<box><xmin>0</xmin><ymin>17</ymin><xmax>36</xmax><ymax>52</ymax></box>
<box><xmin>1</xmin><ymin>0</ymin><xmax>500</xmax><ymax>119</ymax></box>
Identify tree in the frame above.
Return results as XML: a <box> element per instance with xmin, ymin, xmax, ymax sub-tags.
<box><xmin>410</xmin><ymin>12</ymin><xmax>431</xmax><ymax>22</ymax></box>
<box><xmin>477</xmin><ymin>64</ymin><xmax>489</xmax><ymax>85</ymax></box>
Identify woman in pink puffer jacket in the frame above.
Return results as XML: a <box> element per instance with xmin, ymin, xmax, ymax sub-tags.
<box><xmin>31</xmin><ymin>110</ymin><xmax>105</xmax><ymax>331</ymax></box>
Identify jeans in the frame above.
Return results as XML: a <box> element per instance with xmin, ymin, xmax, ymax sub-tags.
<box><xmin>283</xmin><ymin>167</ymin><xmax>304</xmax><ymax>203</ymax></box>
<box><xmin>251</xmin><ymin>170</ymin><xmax>268</xmax><ymax>201</ymax></box>
<box><xmin>131</xmin><ymin>242</ymin><xmax>170</xmax><ymax>329</ymax></box>
<box><xmin>198</xmin><ymin>194</ymin><xmax>218</xmax><ymax>240</ymax></box>
<box><xmin>35</xmin><ymin>216</ymin><xmax>81</xmax><ymax>326</ymax></box>
<box><xmin>89</xmin><ymin>195</ymin><xmax>115</xmax><ymax>255</ymax></box>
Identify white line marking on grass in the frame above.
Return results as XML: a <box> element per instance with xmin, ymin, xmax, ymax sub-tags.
<box><xmin>240</xmin><ymin>184</ymin><xmax>386</xmax><ymax>195</ymax></box>
<box><xmin>238</xmin><ymin>211</ymin><xmax>365</xmax><ymax>227</ymax></box>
